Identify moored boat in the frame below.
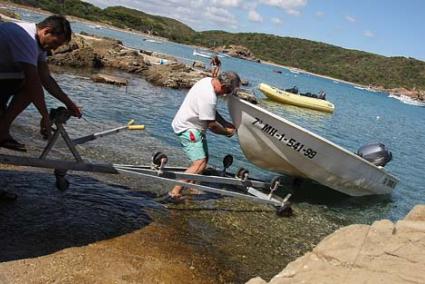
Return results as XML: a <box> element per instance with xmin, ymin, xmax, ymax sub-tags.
<box><xmin>228</xmin><ymin>94</ymin><xmax>398</xmax><ymax>196</ymax></box>
<box><xmin>193</xmin><ymin>49</ymin><xmax>213</xmax><ymax>59</ymax></box>
<box><xmin>259</xmin><ymin>83</ymin><xmax>335</xmax><ymax>113</ymax></box>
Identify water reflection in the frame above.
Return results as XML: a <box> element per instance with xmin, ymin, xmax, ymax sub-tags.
<box><xmin>0</xmin><ymin>169</ymin><xmax>157</xmax><ymax>262</ymax></box>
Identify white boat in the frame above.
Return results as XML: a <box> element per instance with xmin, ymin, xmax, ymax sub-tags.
<box><xmin>193</xmin><ymin>49</ymin><xmax>213</xmax><ymax>59</ymax></box>
<box><xmin>228</xmin><ymin>95</ymin><xmax>399</xmax><ymax>196</ymax></box>
<box><xmin>144</xmin><ymin>39</ymin><xmax>161</xmax><ymax>44</ymax></box>
<box><xmin>354</xmin><ymin>85</ymin><xmax>377</xmax><ymax>92</ymax></box>
<box><xmin>288</xmin><ymin>68</ymin><xmax>300</xmax><ymax>74</ymax></box>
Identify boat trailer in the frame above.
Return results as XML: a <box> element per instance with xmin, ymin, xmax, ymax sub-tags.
<box><xmin>0</xmin><ymin>108</ymin><xmax>292</xmax><ymax>216</ymax></box>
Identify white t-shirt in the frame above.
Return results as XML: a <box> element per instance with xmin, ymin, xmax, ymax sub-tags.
<box><xmin>172</xmin><ymin>77</ymin><xmax>217</xmax><ymax>133</ymax></box>
<box><xmin>0</xmin><ymin>22</ymin><xmax>47</xmax><ymax>79</ymax></box>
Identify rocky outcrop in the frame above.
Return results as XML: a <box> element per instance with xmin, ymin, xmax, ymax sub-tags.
<box><xmin>48</xmin><ymin>33</ymin><xmax>205</xmax><ymax>89</ymax></box>
<box><xmin>141</xmin><ymin>62</ymin><xmax>206</xmax><ymax>89</ymax></box>
<box><xmin>247</xmin><ymin>205</ymin><xmax>425</xmax><ymax>284</ymax></box>
<box><xmin>236</xmin><ymin>89</ymin><xmax>257</xmax><ymax>104</ymax></box>
<box><xmin>90</xmin><ymin>74</ymin><xmax>128</xmax><ymax>86</ymax></box>
<box><xmin>387</xmin><ymin>87</ymin><xmax>425</xmax><ymax>102</ymax></box>
<box><xmin>49</xmin><ymin>34</ymin><xmax>147</xmax><ymax>73</ymax></box>
<box><xmin>214</xmin><ymin>45</ymin><xmax>259</xmax><ymax>62</ymax></box>
<box><xmin>0</xmin><ymin>8</ymin><xmax>20</xmax><ymax>20</ymax></box>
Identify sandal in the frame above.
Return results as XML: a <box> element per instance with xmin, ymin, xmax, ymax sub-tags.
<box><xmin>0</xmin><ymin>137</ymin><xmax>27</xmax><ymax>152</ymax></box>
<box><xmin>157</xmin><ymin>194</ymin><xmax>186</xmax><ymax>205</ymax></box>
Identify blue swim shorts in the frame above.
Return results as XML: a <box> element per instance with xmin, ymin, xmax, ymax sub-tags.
<box><xmin>177</xmin><ymin>129</ymin><xmax>208</xmax><ymax>161</ymax></box>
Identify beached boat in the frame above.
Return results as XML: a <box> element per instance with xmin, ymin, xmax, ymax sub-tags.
<box><xmin>193</xmin><ymin>49</ymin><xmax>213</xmax><ymax>59</ymax></box>
<box><xmin>228</xmin><ymin>94</ymin><xmax>398</xmax><ymax>196</ymax></box>
<box><xmin>259</xmin><ymin>83</ymin><xmax>335</xmax><ymax>113</ymax></box>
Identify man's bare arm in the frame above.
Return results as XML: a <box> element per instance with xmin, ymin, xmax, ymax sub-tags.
<box><xmin>207</xmin><ymin>120</ymin><xmax>235</xmax><ymax>137</ymax></box>
<box><xmin>38</xmin><ymin>61</ymin><xmax>81</xmax><ymax>117</ymax></box>
<box><xmin>215</xmin><ymin>111</ymin><xmax>235</xmax><ymax>129</ymax></box>
<box><xmin>21</xmin><ymin>63</ymin><xmax>49</xmax><ymax>119</ymax></box>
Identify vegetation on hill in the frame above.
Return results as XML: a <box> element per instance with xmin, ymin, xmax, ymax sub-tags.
<box><xmin>186</xmin><ymin>31</ymin><xmax>425</xmax><ymax>90</ymax></box>
<box><xmin>4</xmin><ymin>0</ymin><xmax>425</xmax><ymax>91</ymax></box>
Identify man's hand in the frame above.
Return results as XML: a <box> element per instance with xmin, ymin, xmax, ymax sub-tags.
<box><xmin>67</xmin><ymin>102</ymin><xmax>82</xmax><ymax>118</ymax></box>
<box><xmin>40</xmin><ymin>116</ymin><xmax>53</xmax><ymax>140</ymax></box>
<box><xmin>223</xmin><ymin>121</ymin><xmax>235</xmax><ymax>129</ymax></box>
<box><xmin>225</xmin><ymin>127</ymin><xmax>236</xmax><ymax>137</ymax></box>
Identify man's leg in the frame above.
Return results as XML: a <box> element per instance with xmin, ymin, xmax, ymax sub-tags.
<box><xmin>0</xmin><ymin>87</ymin><xmax>32</xmax><ymax>143</ymax></box>
<box><xmin>169</xmin><ymin>129</ymin><xmax>208</xmax><ymax>198</ymax></box>
<box><xmin>0</xmin><ymin>94</ymin><xmax>11</xmax><ymax>116</ymax></box>
<box><xmin>0</xmin><ymin>79</ymin><xmax>20</xmax><ymax>116</ymax></box>
<box><xmin>169</xmin><ymin>158</ymin><xmax>207</xmax><ymax>197</ymax></box>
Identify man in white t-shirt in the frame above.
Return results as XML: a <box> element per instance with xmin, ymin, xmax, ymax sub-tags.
<box><xmin>164</xmin><ymin>71</ymin><xmax>241</xmax><ymax>202</ymax></box>
<box><xmin>0</xmin><ymin>15</ymin><xmax>81</xmax><ymax>153</ymax></box>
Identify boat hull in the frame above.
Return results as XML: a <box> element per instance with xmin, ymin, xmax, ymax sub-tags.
<box><xmin>259</xmin><ymin>83</ymin><xmax>335</xmax><ymax>113</ymax></box>
<box><xmin>193</xmin><ymin>50</ymin><xmax>212</xmax><ymax>59</ymax></box>
<box><xmin>228</xmin><ymin>95</ymin><xmax>398</xmax><ymax>196</ymax></box>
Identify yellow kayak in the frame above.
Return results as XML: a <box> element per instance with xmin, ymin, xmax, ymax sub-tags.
<box><xmin>259</xmin><ymin>83</ymin><xmax>335</xmax><ymax>113</ymax></box>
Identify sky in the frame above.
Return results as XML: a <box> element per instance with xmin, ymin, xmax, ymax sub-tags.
<box><xmin>82</xmin><ymin>0</ymin><xmax>425</xmax><ymax>61</ymax></box>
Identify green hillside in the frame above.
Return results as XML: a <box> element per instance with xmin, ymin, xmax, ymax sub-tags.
<box><xmin>186</xmin><ymin>31</ymin><xmax>425</xmax><ymax>90</ymax></box>
<box><xmin>4</xmin><ymin>0</ymin><xmax>425</xmax><ymax>90</ymax></box>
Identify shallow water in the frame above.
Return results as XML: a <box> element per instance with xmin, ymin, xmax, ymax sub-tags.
<box><xmin>1</xmin><ymin>7</ymin><xmax>425</xmax><ymax>282</ymax></box>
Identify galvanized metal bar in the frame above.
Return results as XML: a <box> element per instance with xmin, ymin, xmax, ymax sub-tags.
<box><xmin>72</xmin><ymin>125</ymin><xmax>129</xmax><ymax>145</ymax></box>
<box><xmin>116</xmin><ymin>168</ymin><xmax>282</xmax><ymax>206</ymax></box>
<box><xmin>114</xmin><ymin>164</ymin><xmax>188</xmax><ymax>172</ymax></box>
<box><xmin>39</xmin><ymin>127</ymin><xmax>61</xmax><ymax>159</ymax></box>
<box><xmin>114</xmin><ymin>165</ymin><xmax>268</xmax><ymax>188</ymax></box>
<box><xmin>0</xmin><ymin>154</ymin><xmax>118</xmax><ymax>173</ymax></box>
<box><xmin>57</xmin><ymin>124</ymin><xmax>83</xmax><ymax>162</ymax></box>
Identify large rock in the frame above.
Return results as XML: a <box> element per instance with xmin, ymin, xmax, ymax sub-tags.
<box><xmin>90</xmin><ymin>74</ymin><xmax>128</xmax><ymax>86</ymax></box>
<box><xmin>47</xmin><ymin>33</ymin><xmax>207</xmax><ymax>89</ymax></box>
<box><xmin>387</xmin><ymin>87</ymin><xmax>425</xmax><ymax>102</ymax></box>
<box><xmin>214</xmin><ymin>45</ymin><xmax>258</xmax><ymax>62</ymax></box>
<box><xmin>248</xmin><ymin>205</ymin><xmax>425</xmax><ymax>284</ymax></box>
<box><xmin>142</xmin><ymin>63</ymin><xmax>205</xmax><ymax>89</ymax></box>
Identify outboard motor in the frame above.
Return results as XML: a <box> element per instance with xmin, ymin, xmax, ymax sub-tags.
<box><xmin>285</xmin><ymin>86</ymin><xmax>299</xmax><ymax>94</ymax></box>
<box><xmin>357</xmin><ymin>143</ymin><xmax>392</xmax><ymax>167</ymax></box>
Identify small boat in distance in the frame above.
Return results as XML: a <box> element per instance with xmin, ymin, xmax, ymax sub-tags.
<box><xmin>228</xmin><ymin>94</ymin><xmax>398</xmax><ymax>196</ymax></box>
<box><xmin>193</xmin><ymin>49</ymin><xmax>213</xmax><ymax>59</ymax></box>
<box><xmin>144</xmin><ymin>39</ymin><xmax>162</xmax><ymax>44</ymax></box>
<box><xmin>288</xmin><ymin>68</ymin><xmax>300</xmax><ymax>74</ymax></box>
<box><xmin>354</xmin><ymin>85</ymin><xmax>378</xmax><ymax>92</ymax></box>
<box><xmin>259</xmin><ymin>83</ymin><xmax>335</xmax><ymax>113</ymax></box>
<box><xmin>273</xmin><ymin>70</ymin><xmax>282</xmax><ymax>74</ymax></box>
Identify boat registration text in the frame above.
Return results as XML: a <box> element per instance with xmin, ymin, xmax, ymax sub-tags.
<box><xmin>252</xmin><ymin>117</ymin><xmax>317</xmax><ymax>159</ymax></box>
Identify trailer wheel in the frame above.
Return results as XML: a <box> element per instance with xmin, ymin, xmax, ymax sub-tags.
<box><xmin>152</xmin><ymin>152</ymin><xmax>168</xmax><ymax>167</ymax></box>
<box><xmin>236</xmin><ymin>167</ymin><xmax>249</xmax><ymax>179</ymax></box>
<box><xmin>276</xmin><ymin>203</ymin><xmax>293</xmax><ymax>217</ymax></box>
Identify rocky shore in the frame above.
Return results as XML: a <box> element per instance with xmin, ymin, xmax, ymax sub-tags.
<box><xmin>247</xmin><ymin>205</ymin><xmax>425</xmax><ymax>284</ymax></box>
<box><xmin>48</xmin><ymin>33</ymin><xmax>208</xmax><ymax>89</ymax></box>
<box><xmin>213</xmin><ymin>45</ymin><xmax>260</xmax><ymax>63</ymax></box>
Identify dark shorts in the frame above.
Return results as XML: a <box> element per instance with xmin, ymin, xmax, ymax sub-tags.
<box><xmin>0</xmin><ymin>79</ymin><xmax>24</xmax><ymax>96</ymax></box>
<box><xmin>0</xmin><ymin>79</ymin><xmax>24</xmax><ymax>110</ymax></box>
